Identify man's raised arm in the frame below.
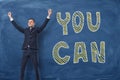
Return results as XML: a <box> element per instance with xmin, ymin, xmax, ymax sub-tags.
<box><xmin>37</xmin><ymin>9</ymin><xmax>52</xmax><ymax>33</ymax></box>
<box><xmin>8</xmin><ymin>12</ymin><xmax>24</xmax><ymax>33</ymax></box>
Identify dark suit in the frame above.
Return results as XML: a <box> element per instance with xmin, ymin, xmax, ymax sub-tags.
<box><xmin>11</xmin><ymin>18</ymin><xmax>49</xmax><ymax>50</ymax></box>
<box><xmin>11</xmin><ymin>18</ymin><xmax>50</xmax><ymax>80</ymax></box>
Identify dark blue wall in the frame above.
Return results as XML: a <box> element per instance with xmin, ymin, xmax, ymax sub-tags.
<box><xmin>0</xmin><ymin>0</ymin><xmax>120</xmax><ymax>80</ymax></box>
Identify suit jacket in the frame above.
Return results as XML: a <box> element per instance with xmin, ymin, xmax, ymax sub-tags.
<box><xmin>11</xmin><ymin>18</ymin><xmax>50</xmax><ymax>50</ymax></box>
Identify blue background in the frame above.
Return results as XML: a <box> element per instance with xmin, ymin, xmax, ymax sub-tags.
<box><xmin>0</xmin><ymin>0</ymin><xmax>120</xmax><ymax>80</ymax></box>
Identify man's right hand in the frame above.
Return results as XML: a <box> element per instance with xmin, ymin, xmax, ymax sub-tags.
<box><xmin>8</xmin><ymin>12</ymin><xmax>14</xmax><ymax>21</ymax></box>
<box><xmin>8</xmin><ymin>12</ymin><xmax>12</xmax><ymax>18</ymax></box>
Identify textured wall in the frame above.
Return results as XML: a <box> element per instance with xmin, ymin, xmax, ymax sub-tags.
<box><xmin>0</xmin><ymin>0</ymin><xmax>120</xmax><ymax>80</ymax></box>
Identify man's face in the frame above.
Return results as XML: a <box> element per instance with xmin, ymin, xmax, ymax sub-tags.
<box><xmin>28</xmin><ymin>19</ymin><xmax>35</xmax><ymax>28</ymax></box>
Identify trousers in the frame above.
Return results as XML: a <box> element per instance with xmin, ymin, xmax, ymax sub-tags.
<box><xmin>20</xmin><ymin>48</ymin><xmax>40</xmax><ymax>80</ymax></box>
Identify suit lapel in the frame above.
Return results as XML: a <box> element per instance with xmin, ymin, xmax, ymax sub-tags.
<box><xmin>30</xmin><ymin>27</ymin><xmax>35</xmax><ymax>33</ymax></box>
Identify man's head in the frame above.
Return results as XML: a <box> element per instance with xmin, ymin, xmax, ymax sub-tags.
<box><xmin>28</xmin><ymin>18</ymin><xmax>35</xmax><ymax>28</ymax></box>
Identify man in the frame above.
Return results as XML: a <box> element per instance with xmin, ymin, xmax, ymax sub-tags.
<box><xmin>8</xmin><ymin>9</ymin><xmax>52</xmax><ymax>80</ymax></box>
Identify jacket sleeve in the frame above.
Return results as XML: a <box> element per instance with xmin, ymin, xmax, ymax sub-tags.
<box><xmin>37</xmin><ymin>18</ymin><xmax>50</xmax><ymax>33</ymax></box>
<box><xmin>11</xmin><ymin>20</ymin><xmax>25</xmax><ymax>33</ymax></box>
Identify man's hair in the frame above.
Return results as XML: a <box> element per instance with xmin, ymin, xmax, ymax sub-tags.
<box><xmin>28</xmin><ymin>18</ymin><xmax>35</xmax><ymax>22</ymax></box>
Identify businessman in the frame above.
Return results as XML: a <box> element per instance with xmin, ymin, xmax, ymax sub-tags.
<box><xmin>8</xmin><ymin>9</ymin><xmax>52</xmax><ymax>80</ymax></box>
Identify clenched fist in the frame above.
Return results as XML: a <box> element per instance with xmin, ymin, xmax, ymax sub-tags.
<box><xmin>8</xmin><ymin>12</ymin><xmax>12</xmax><ymax>19</ymax></box>
<box><xmin>48</xmin><ymin>9</ymin><xmax>52</xmax><ymax>17</ymax></box>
